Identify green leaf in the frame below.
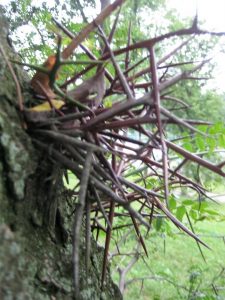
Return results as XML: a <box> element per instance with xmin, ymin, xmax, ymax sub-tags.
<box><xmin>182</xmin><ymin>200</ymin><xmax>194</xmax><ymax>206</ymax></box>
<box><xmin>176</xmin><ymin>206</ymin><xmax>186</xmax><ymax>221</ymax></box>
<box><xmin>168</xmin><ymin>196</ymin><xmax>176</xmax><ymax>210</ymax></box>
<box><xmin>191</xmin><ymin>202</ymin><xmax>208</xmax><ymax>212</ymax></box>
<box><xmin>189</xmin><ymin>209</ymin><xmax>198</xmax><ymax>221</ymax></box>
<box><xmin>155</xmin><ymin>218</ymin><xmax>163</xmax><ymax>231</ymax></box>
<box><xmin>218</xmin><ymin>133</ymin><xmax>225</xmax><ymax>148</ymax></box>
<box><xmin>183</xmin><ymin>142</ymin><xmax>193</xmax><ymax>152</ymax></box>
<box><xmin>209</xmin><ymin>122</ymin><xmax>223</xmax><ymax>134</ymax></box>
<box><xmin>197</xmin><ymin>125</ymin><xmax>208</xmax><ymax>133</ymax></box>
<box><xmin>206</xmin><ymin>136</ymin><xmax>216</xmax><ymax>152</ymax></box>
<box><xmin>104</xmin><ymin>99</ymin><xmax>113</xmax><ymax>108</ymax></box>
<box><xmin>195</xmin><ymin>136</ymin><xmax>205</xmax><ymax>151</ymax></box>
<box><xmin>146</xmin><ymin>178</ymin><xmax>158</xmax><ymax>189</ymax></box>
<box><xmin>203</xmin><ymin>209</ymin><xmax>220</xmax><ymax>216</ymax></box>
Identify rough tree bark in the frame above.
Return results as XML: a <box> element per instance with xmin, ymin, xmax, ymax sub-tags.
<box><xmin>0</xmin><ymin>8</ymin><xmax>122</xmax><ymax>300</ymax></box>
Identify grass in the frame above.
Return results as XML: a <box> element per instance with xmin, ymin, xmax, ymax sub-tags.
<box><xmin>109</xmin><ymin>202</ymin><xmax>225</xmax><ymax>300</ymax></box>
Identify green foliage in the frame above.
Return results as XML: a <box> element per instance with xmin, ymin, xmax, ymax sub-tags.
<box><xmin>3</xmin><ymin>0</ymin><xmax>96</xmax><ymax>65</ymax></box>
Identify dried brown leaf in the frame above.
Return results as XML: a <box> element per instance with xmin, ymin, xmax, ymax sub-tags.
<box><xmin>31</xmin><ymin>55</ymin><xmax>57</xmax><ymax>98</ymax></box>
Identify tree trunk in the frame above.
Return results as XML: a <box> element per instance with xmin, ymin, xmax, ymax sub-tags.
<box><xmin>0</xmin><ymin>7</ymin><xmax>122</xmax><ymax>300</ymax></box>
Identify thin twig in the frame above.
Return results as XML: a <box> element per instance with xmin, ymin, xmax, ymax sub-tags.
<box><xmin>149</xmin><ymin>45</ymin><xmax>169</xmax><ymax>207</ymax></box>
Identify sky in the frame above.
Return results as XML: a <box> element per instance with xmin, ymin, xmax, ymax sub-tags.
<box><xmin>168</xmin><ymin>0</ymin><xmax>225</xmax><ymax>31</ymax></box>
<box><xmin>167</xmin><ymin>0</ymin><xmax>225</xmax><ymax>92</ymax></box>
<box><xmin>1</xmin><ymin>0</ymin><xmax>225</xmax><ymax>91</ymax></box>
